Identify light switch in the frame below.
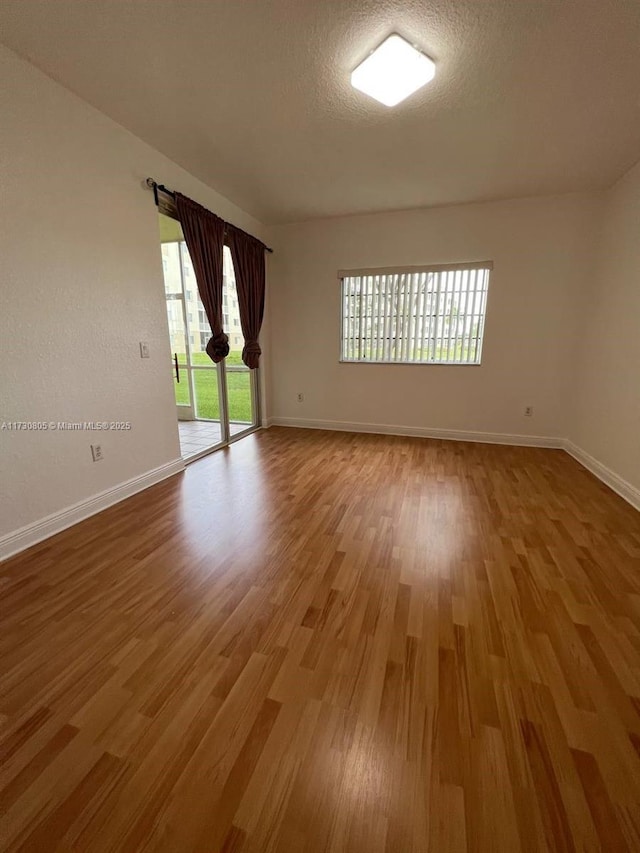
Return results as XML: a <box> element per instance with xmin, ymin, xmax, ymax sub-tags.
<box><xmin>139</xmin><ymin>341</ymin><xmax>150</xmax><ymax>359</ymax></box>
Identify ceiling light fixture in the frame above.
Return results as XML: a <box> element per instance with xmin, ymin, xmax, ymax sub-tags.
<box><xmin>350</xmin><ymin>34</ymin><xmax>436</xmax><ymax>107</ymax></box>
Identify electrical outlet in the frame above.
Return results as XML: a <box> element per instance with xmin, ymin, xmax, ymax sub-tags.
<box><xmin>139</xmin><ymin>341</ymin><xmax>150</xmax><ymax>359</ymax></box>
<box><xmin>91</xmin><ymin>444</ymin><xmax>104</xmax><ymax>462</ymax></box>
<box><xmin>524</xmin><ymin>406</ymin><xmax>534</xmax><ymax>417</ymax></box>
<box><xmin>297</xmin><ymin>393</ymin><xmax>304</xmax><ymax>403</ymax></box>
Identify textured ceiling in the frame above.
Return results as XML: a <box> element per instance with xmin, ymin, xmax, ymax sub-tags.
<box><xmin>1</xmin><ymin>0</ymin><xmax>639</xmax><ymax>223</ymax></box>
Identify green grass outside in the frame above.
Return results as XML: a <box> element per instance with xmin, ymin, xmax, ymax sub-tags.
<box><xmin>343</xmin><ymin>341</ymin><xmax>480</xmax><ymax>363</ymax></box>
<box><xmin>174</xmin><ymin>351</ymin><xmax>253</xmax><ymax>422</ymax></box>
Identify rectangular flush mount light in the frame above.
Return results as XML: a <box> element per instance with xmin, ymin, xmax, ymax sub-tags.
<box><xmin>351</xmin><ymin>34</ymin><xmax>436</xmax><ymax>107</ymax></box>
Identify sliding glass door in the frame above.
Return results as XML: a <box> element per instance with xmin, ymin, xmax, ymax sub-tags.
<box><xmin>160</xmin><ymin>216</ymin><xmax>260</xmax><ymax>458</ymax></box>
<box><xmin>222</xmin><ymin>247</ymin><xmax>258</xmax><ymax>437</ymax></box>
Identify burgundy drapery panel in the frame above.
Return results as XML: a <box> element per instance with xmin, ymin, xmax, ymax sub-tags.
<box><xmin>175</xmin><ymin>193</ymin><xmax>229</xmax><ymax>363</ymax></box>
<box><xmin>227</xmin><ymin>225</ymin><xmax>266</xmax><ymax>369</ymax></box>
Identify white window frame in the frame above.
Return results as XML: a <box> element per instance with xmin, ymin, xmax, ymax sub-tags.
<box><xmin>339</xmin><ymin>261</ymin><xmax>493</xmax><ymax>366</ymax></box>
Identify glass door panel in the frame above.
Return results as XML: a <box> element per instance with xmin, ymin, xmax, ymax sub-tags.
<box><xmin>162</xmin><ymin>242</ymin><xmax>193</xmax><ymax>418</ymax></box>
<box><xmin>183</xmin><ymin>242</ymin><xmax>225</xmax><ymax>442</ymax></box>
<box><xmin>222</xmin><ymin>246</ymin><xmax>260</xmax><ymax>438</ymax></box>
<box><xmin>162</xmin><ymin>242</ymin><xmax>183</xmax><ymax>295</ymax></box>
<box><xmin>192</xmin><ymin>368</ymin><xmax>221</xmax><ymax>421</ymax></box>
<box><xmin>226</xmin><ymin>369</ymin><xmax>254</xmax><ymax>435</ymax></box>
<box><xmin>166</xmin><ymin>299</ymin><xmax>188</xmax><ymax>370</ymax></box>
<box><xmin>173</xmin><ymin>364</ymin><xmax>191</xmax><ymax>409</ymax></box>
<box><xmin>223</xmin><ymin>247</ymin><xmax>244</xmax><ymax>365</ymax></box>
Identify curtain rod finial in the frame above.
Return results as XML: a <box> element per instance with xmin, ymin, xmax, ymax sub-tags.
<box><xmin>145</xmin><ymin>177</ymin><xmax>156</xmax><ymax>189</ymax></box>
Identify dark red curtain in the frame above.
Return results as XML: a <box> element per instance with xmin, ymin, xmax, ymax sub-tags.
<box><xmin>227</xmin><ymin>225</ymin><xmax>266</xmax><ymax>369</ymax></box>
<box><xmin>175</xmin><ymin>193</ymin><xmax>229</xmax><ymax>363</ymax></box>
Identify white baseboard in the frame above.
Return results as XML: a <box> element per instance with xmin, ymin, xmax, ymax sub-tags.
<box><xmin>0</xmin><ymin>458</ymin><xmax>185</xmax><ymax>563</ymax></box>
<box><xmin>563</xmin><ymin>441</ymin><xmax>640</xmax><ymax>512</ymax></box>
<box><xmin>267</xmin><ymin>418</ymin><xmax>639</xmax><ymax>512</ymax></box>
<box><xmin>3</xmin><ymin>432</ymin><xmax>636</xmax><ymax>564</ymax></box>
<box><xmin>267</xmin><ymin>416</ymin><xmax>563</xmax><ymax>448</ymax></box>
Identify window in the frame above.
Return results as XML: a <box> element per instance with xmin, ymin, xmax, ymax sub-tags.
<box><xmin>340</xmin><ymin>262</ymin><xmax>492</xmax><ymax>364</ymax></box>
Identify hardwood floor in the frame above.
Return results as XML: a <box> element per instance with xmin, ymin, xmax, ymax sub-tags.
<box><xmin>1</xmin><ymin>427</ymin><xmax>640</xmax><ymax>852</ymax></box>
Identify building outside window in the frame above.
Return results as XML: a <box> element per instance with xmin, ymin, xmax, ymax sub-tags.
<box><xmin>161</xmin><ymin>241</ymin><xmax>244</xmax><ymax>360</ymax></box>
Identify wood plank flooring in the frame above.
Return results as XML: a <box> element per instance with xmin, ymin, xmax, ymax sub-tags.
<box><xmin>1</xmin><ymin>427</ymin><xmax>640</xmax><ymax>852</ymax></box>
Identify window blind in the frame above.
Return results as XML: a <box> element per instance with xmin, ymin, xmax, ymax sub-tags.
<box><xmin>340</xmin><ymin>263</ymin><xmax>492</xmax><ymax>364</ymax></box>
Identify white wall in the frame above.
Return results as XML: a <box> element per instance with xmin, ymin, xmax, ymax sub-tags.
<box><xmin>570</xmin><ymin>161</ymin><xmax>640</xmax><ymax>493</ymax></box>
<box><xmin>268</xmin><ymin>194</ymin><xmax>600</xmax><ymax>440</ymax></box>
<box><xmin>0</xmin><ymin>45</ymin><xmax>268</xmax><ymax>548</ymax></box>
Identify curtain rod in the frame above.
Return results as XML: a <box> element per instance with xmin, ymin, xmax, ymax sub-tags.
<box><xmin>145</xmin><ymin>178</ymin><xmax>273</xmax><ymax>253</ymax></box>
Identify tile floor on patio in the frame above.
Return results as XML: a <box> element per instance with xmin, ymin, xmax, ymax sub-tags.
<box><xmin>177</xmin><ymin>420</ymin><xmax>251</xmax><ymax>460</ymax></box>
